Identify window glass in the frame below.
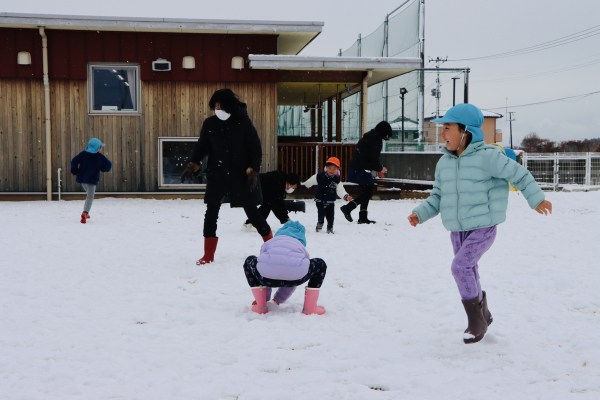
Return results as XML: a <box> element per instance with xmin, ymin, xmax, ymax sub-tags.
<box><xmin>161</xmin><ymin>141</ymin><xmax>208</xmax><ymax>186</ymax></box>
<box><xmin>91</xmin><ymin>66</ymin><xmax>138</xmax><ymax>112</ymax></box>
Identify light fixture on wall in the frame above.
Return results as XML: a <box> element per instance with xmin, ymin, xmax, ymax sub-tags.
<box><xmin>152</xmin><ymin>58</ymin><xmax>171</xmax><ymax>71</ymax></box>
<box><xmin>231</xmin><ymin>56</ymin><xmax>244</xmax><ymax>70</ymax></box>
<box><xmin>182</xmin><ymin>56</ymin><xmax>195</xmax><ymax>69</ymax></box>
<box><xmin>17</xmin><ymin>51</ymin><xmax>31</xmax><ymax>65</ymax></box>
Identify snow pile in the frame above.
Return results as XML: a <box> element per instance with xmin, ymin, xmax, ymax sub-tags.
<box><xmin>1</xmin><ymin>192</ymin><xmax>599</xmax><ymax>399</ymax></box>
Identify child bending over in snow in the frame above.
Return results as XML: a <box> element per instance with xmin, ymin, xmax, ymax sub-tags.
<box><xmin>407</xmin><ymin>104</ymin><xmax>552</xmax><ymax>344</ymax></box>
<box><xmin>302</xmin><ymin>157</ymin><xmax>353</xmax><ymax>234</ymax></box>
<box><xmin>243</xmin><ymin>221</ymin><xmax>327</xmax><ymax>315</ymax></box>
<box><xmin>70</xmin><ymin>138</ymin><xmax>112</xmax><ymax>224</ymax></box>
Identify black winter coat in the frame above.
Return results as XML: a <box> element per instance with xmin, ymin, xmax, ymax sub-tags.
<box><xmin>190</xmin><ymin>103</ymin><xmax>263</xmax><ymax>207</ymax></box>
<box><xmin>259</xmin><ymin>171</ymin><xmax>289</xmax><ymax>224</ymax></box>
<box><xmin>348</xmin><ymin>129</ymin><xmax>384</xmax><ymax>172</ymax></box>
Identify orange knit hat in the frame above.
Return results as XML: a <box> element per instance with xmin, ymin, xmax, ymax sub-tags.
<box><xmin>326</xmin><ymin>157</ymin><xmax>340</xmax><ymax>167</ymax></box>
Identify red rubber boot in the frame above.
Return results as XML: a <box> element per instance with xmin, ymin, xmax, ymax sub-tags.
<box><xmin>80</xmin><ymin>212</ymin><xmax>87</xmax><ymax>224</ymax></box>
<box><xmin>196</xmin><ymin>237</ymin><xmax>218</xmax><ymax>265</ymax></box>
<box><xmin>262</xmin><ymin>230</ymin><xmax>273</xmax><ymax>242</ymax></box>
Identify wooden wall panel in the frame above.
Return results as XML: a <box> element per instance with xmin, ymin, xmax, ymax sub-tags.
<box><xmin>0</xmin><ymin>78</ymin><xmax>277</xmax><ymax>192</ymax></box>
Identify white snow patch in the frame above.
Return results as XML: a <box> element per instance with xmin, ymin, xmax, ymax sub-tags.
<box><xmin>1</xmin><ymin>192</ymin><xmax>599</xmax><ymax>399</ymax></box>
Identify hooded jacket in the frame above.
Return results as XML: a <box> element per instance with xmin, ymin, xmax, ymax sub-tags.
<box><xmin>70</xmin><ymin>151</ymin><xmax>112</xmax><ymax>185</ymax></box>
<box><xmin>190</xmin><ymin>102</ymin><xmax>263</xmax><ymax>207</ymax></box>
<box><xmin>412</xmin><ymin>142</ymin><xmax>545</xmax><ymax>232</ymax></box>
<box><xmin>348</xmin><ymin>129</ymin><xmax>384</xmax><ymax>172</ymax></box>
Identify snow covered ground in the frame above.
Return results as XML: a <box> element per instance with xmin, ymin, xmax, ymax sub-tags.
<box><xmin>1</xmin><ymin>191</ymin><xmax>599</xmax><ymax>399</ymax></box>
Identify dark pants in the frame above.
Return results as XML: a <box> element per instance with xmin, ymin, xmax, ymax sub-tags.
<box><xmin>204</xmin><ymin>203</ymin><xmax>271</xmax><ymax>237</ymax></box>
<box><xmin>245</xmin><ymin>203</ymin><xmax>272</xmax><ymax>224</ymax></box>
<box><xmin>353</xmin><ymin>185</ymin><xmax>373</xmax><ymax>211</ymax></box>
<box><xmin>243</xmin><ymin>256</ymin><xmax>327</xmax><ymax>289</ymax></box>
<box><xmin>316</xmin><ymin>202</ymin><xmax>335</xmax><ymax>228</ymax></box>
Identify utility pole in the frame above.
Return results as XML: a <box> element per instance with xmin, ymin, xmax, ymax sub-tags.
<box><xmin>384</xmin><ymin>15</ymin><xmax>389</xmax><ymax>122</ymax></box>
<box><xmin>508</xmin><ymin>112</ymin><xmax>516</xmax><ymax>148</ymax></box>
<box><xmin>464</xmin><ymin>68</ymin><xmax>470</xmax><ymax>103</ymax></box>
<box><xmin>419</xmin><ymin>0</ymin><xmax>425</xmax><ymax>145</ymax></box>
<box><xmin>451</xmin><ymin>77</ymin><xmax>459</xmax><ymax>106</ymax></box>
<box><xmin>429</xmin><ymin>56</ymin><xmax>447</xmax><ymax>149</ymax></box>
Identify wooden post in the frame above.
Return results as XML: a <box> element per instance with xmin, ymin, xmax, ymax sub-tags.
<box><xmin>311</xmin><ymin>108</ymin><xmax>316</xmax><ymax>137</ymax></box>
<box><xmin>327</xmin><ymin>98</ymin><xmax>333</xmax><ymax>142</ymax></box>
<box><xmin>317</xmin><ymin>105</ymin><xmax>323</xmax><ymax>141</ymax></box>
<box><xmin>336</xmin><ymin>93</ymin><xmax>342</xmax><ymax>142</ymax></box>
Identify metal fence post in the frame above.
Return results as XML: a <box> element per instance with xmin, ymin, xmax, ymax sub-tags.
<box><xmin>554</xmin><ymin>152</ymin><xmax>559</xmax><ymax>191</ymax></box>
<box><xmin>585</xmin><ymin>152</ymin><xmax>592</xmax><ymax>186</ymax></box>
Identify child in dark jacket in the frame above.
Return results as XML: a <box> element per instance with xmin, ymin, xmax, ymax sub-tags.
<box><xmin>302</xmin><ymin>157</ymin><xmax>352</xmax><ymax>234</ymax></box>
<box><xmin>70</xmin><ymin>138</ymin><xmax>112</xmax><ymax>224</ymax></box>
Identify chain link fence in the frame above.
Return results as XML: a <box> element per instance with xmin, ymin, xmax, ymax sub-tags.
<box><xmin>278</xmin><ymin>0</ymin><xmax>421</xmax><ymax>141</ymax></box>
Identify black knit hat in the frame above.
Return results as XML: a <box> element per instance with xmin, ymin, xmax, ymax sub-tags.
<box><xmin>375</xmin><ymin>121</ymin><xmax>393</xmax><ymax>140</ymax></box>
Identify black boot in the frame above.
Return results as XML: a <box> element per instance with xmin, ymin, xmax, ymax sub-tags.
<box><xmin>480</xmin><ymin>291</ymin><xmax>493</xmax><ymax>326</ymax></box>
<box><xmin>340</xmin><ymin>201</ymin><xmax>357</xmax><ymax>222</ymax></box>
<box><xmin>316</xmin><ymin>223</ymin><xmax>323</xmax><ymax>232</ymax></box>
<box><xmin>357</xmin><ymin>210</ymin><xmax>376</xmax><ymax>224</ymax></box>
<box><xmin>461</xmin><ymin>295</ymin><xmax>488</xmax><ymax>344</ymax></box>
<box><xmin>327</xmin><ymin>226</ymin><xmax>334</xmax><ymax>234</ymax></box>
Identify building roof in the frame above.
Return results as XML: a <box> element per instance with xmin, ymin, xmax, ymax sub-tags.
<box><xmin>424</xmin><ymin>108</ymin><xmax>503</xmax><ymax>120</ymax></box>
<box><xmin>0</xmin><ymin>12</ymin><xmax>323</xmax><ymax>55</ymax></box>
<box><xmin>248</xmin><ymin>55</ymin><xmax>422</xmax><ymax>106</ymax></box>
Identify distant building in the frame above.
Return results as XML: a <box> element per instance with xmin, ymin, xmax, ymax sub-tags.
<box><xmin>423</xmin><ymin>109</ymin><xmax>503</xmax><ymax>145</ymax></box>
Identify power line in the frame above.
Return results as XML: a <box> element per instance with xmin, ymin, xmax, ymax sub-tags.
<box><xmin>448</xmin><ymin>25</ymin><xmax>600</xmax><ymax>62</ymax></box>
<box><xmin>485</xmin><ymin>90</ymin><xmax>600</xmax><ymax>110</ymax></box>
<box><xmin>473</xmin><ymin>58</ymin><xmax>600</xmax><ymax>83</ymax></box>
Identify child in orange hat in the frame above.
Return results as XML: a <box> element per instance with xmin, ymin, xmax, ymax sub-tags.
<box><xmin>302</xmin><ymin>157</ymin><xmax>353</xmax><ymax>234</ymax></box>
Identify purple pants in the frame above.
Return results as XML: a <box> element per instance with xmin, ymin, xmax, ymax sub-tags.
<box><xmin>450</xmin><ymin>226</ymin><xmax>497</xmax><ymax>301</ymax></box>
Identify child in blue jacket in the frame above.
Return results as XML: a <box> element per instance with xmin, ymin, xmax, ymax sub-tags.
<box><xmin>70</xmin><ymin>138</ymin><xmax>112</xmax><ymax>224</ymax></box>
<box><xmin>407</xmin><ymin>104</ymin><xmax>552</xmax><ymax>344</ymax></box>
<box><xmin>302</xmin><ymin>157</ymin><xmax>353</xmax><ymax>234</ymax></box>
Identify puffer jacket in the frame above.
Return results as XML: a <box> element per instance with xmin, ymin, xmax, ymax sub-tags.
<box><xmin>412</xmin><ymin>141</ymin><xmax>545</xmax><ymax>232</ymax></box>
<box><xmin>257</xmin><ymin>235</ymin><xmax>310</xmax><ymax>281</ymax></box>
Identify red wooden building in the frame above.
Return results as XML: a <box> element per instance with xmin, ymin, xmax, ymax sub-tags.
<box><xmin>0</xmin><ymin>13</ymin><xmax>420</xmax><ymax>199</ymax></box>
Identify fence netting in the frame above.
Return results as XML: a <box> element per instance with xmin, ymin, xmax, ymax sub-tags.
<box><xmin>278</xmin><ymin>0</ymin><xmax>421</xmax><ymax>141</ymax></box>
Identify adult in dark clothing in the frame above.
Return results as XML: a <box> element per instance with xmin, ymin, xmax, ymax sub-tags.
<box><xmin>243</xmin><ymin>170</ymin><xmax>301</xmax><ymax>230</ymax></box>
<box><xmin>180</xmin><ymin>89</ymin><xmax>273</xmax><ymax>265</ymax></box>
<box><xmin>340</xmin><ymin>121</ymin><xmax>392</xmax><ymax>224</ymax></box>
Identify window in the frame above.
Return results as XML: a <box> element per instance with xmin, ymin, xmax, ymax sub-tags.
<box><xmin>158</xmin><ymin>137</ymin><xmax>208</xmax><ymax>189</ymax></box>
<box><xmin>88</xmin><ymin>64</ymin><xmax>140</xmax><ymax>115</ymax></box>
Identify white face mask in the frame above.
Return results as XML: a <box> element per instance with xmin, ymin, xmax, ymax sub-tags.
<box><xmin>215</xmin><ymin>110</ymin><xmax>231</xmax><ymax>121</ymax></box>
<box><xmin>285</xmin><ymin>187</ymin><xmax>295</xmax><ymax>194</ymax></box>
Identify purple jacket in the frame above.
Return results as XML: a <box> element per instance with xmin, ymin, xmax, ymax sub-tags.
<box><xmin>257</xmin><ymin>235</ymin><xmax>310</xmax><ymax>280</ymax></box>
<box><xmin>257</xmin><ymin>235</ymin><xmax>310</xmax><ymax>303</ymax></box>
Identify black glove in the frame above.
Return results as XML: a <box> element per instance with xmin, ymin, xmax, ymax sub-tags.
<box><xmin>181</xmin><ymin>162</ymin><xmax>200</xmax><ymax>183</ymax></box>
<box><xmin>247</xmin><ymin>170</ymin><xmax>259</xmax><ymax>192</ymax></box>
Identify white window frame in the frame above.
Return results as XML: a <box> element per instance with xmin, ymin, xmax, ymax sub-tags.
<box><xmin>158</xmin><ymin>137</ymin><xmax>206</xmax><ymax>189</ymax></box>
<box><xmin>88</xmin><ymin>62</ymin><xmax>141</xmax><ymax>116</ymax></box>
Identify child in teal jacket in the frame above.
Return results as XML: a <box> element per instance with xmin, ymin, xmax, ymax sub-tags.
<box><xmin>407</xmin><ymin>104</ymin><xmax>552</xmax><ymax>344</ymax></box>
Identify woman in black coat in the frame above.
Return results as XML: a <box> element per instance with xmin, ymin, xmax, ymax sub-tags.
<box><xmin>181</xmin><ymin>89</ymin><xmax>272</xmax><ymax>265</ymax></box>
<box><xmin>340</xmin><ymin>121</ymin><xmax>392</xmax><ymax>224</ymax></box>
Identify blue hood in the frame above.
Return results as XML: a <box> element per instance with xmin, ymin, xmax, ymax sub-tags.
<box><xmin>431</xmin><ymin>104</ymin><xmax>485</xmax><ymax>142</ymax></box>
<box><xmin>86</xmin><ymin>138</ymin><xmax>105</xmax><ymax>153</ymax></box>
<box><xmin>274</xmin><ymin>221</ymin><xmax>307</xmax><ymax>247</ymax></box>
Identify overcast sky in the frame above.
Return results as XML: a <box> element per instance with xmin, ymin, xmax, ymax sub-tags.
<box><xmin>3</xmin><ymin>0</ymin><xmax>599</xmax><ymax>146</ymax></box>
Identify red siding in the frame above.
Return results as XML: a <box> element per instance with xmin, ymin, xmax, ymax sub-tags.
<box><xmin>0</xmin><ymin>28</ymin><xmax>278</xmax><ymax>82</ymax></box>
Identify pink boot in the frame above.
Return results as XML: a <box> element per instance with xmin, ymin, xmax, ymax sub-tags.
<box><xmin>302</xmin><ymin>287</ymin><xmax>325</xmax><ymax>315</ymax></box>
<box><xmin>251</xmin><ymin>287</ymin><xmax>268</xmax><ymax>314</ymax></box>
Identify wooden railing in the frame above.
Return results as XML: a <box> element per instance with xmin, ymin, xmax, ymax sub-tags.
<box><xmin>277</xmin><ymin>142</ymin><xmax>357</xmax><ymax>182</ymax></box>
